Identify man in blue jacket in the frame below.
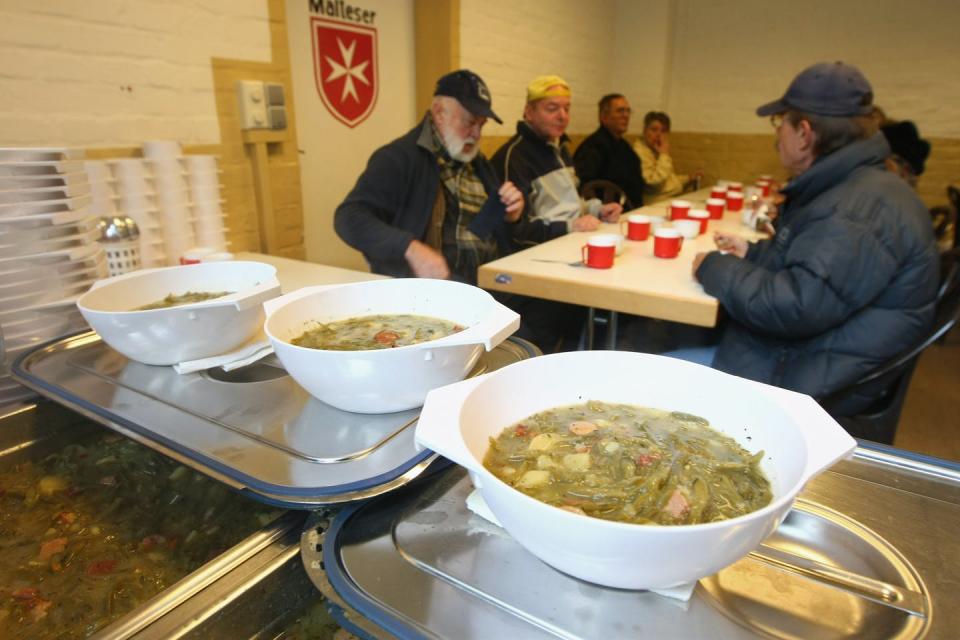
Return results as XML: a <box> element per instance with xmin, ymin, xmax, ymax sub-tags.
<box><xmin>691</xmin><ymin>62</ymin><xmax>939</xmax><ymax>405</ymax></box>
<box><xmin>335</xmin><ymin>70</ymin><xmax>523</xmax><ymax>285</ymax></box>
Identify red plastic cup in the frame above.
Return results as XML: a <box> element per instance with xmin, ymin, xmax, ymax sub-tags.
<box><xmin>653</xmin><ymin>228</ymin><xmax>683</xmax><ymax>258</ymax></box>
<box><xmin>706</xmin><ymin>197</ymin><xmax>725</xmax><ymax>219</ymax></box>
<box><xmin>710</xmin><ymin>186</ymin><xmax>728</xmax><ymax>200</ymax></box>
<box><xmin>726</xmin><ymin>191</ymin><xmax>744</xmax><ymax>212</ymax></box>
<box><xmin>688</xmin><ymin>209</ymin><xmax>710</xmax><ymax>234</ymax></box>
<box><xmin>726</xmin><ymin>182</ymin><xmax>743</xmax><ymax>192</ymax></box>
<box><xmin>669</xmin><ymin>199</ymin><xmax>692</xmax><ymax>220</ymax></box>
<box><xmin>620</xmin><ymin>214</ymin><xmax>651</xmax><ymax>241</ymax></box>
<box><xmin>756</xmin><ymin>180</ymin><xmax>772</xmax><ymax>197</ymax></box>
<box><xmin>581</xmin><ymin>236</ymin><xmax>617</xmax><ymax>268</ymax></box>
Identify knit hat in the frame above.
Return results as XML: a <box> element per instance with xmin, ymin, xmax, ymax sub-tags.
<box><xmin>526</xmin><ymin>75</ymin><xmax>571</xmax><ymax>103</ymax></box>
<box><xmin>434</xmin><ymin>69</ymin><xmax>502</xmax><ymax>124</ymax></box>
<box><xmin>881</xmin><ymin>120</ymin><xmax>931</xmax><ymax>176</ymax></box>
<box><xmin>756</xmin><ymin>61</ymin><xmax>874</xmax><ymax>117</ymax></box>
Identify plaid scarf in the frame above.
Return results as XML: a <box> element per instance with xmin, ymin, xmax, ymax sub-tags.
<box><xmin>430</xmin><ymin>123</ymin><xmax>498</xmax><ymax>283</ymax></box>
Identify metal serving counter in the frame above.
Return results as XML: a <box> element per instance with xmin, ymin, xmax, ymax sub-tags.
<box><xmin>2</xmin><ymin>395</ymin><xmax>958</xmax><ymax>639</ymax></box>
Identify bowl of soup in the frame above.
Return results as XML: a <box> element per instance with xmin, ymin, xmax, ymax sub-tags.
<box><xmin>263</xmin><ymin>279</ymin><xmax>520</xmax><ymax>413</ymax></box>
<box><xmin>415</xmin><ymin>350</ymin><xmax>856</xmax><ymax>589</ymax></box>
<box><xmin>77</xmin><ymin>261</ymin><xmax>281</xmax><ymax>365</ymax></box>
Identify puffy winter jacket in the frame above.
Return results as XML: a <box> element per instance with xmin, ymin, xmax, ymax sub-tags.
<box><xmin>696</xmin><ymin>133</ymin><xmax>939</xmax><ymax>399</ymax></box>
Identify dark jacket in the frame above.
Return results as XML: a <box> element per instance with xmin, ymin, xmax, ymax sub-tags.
<box><xmin>697</xmin><ymin>133</ymin><xmax>939</xmax><ymax>399</ymax></box>
<box><xmin>573</xmin><ymin>126</ymin><xmax>646</xmax><ymax>208</ymax></box>
<box><xmin>491</xmin><ymin>121</ymin><xmax>582</xmax><ymax>248</ymax></box>
<box><xmin>334</xmin><ymin>115</ymin><xmax>508</xmax><ymax>282</ymax></box>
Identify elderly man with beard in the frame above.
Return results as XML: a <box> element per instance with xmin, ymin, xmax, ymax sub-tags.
<box><xmin>334</xmin><ymin>69</ymin><xmax>523</xmax><ymax>284</ymax></box>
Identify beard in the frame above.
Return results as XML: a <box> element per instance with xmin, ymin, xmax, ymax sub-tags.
<box><xmin>440</xmin><ymin>128</ymin><xmax>479</xmax><ymax>163</ymax></box>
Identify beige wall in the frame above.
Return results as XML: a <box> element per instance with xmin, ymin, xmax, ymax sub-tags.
<box><xmin>0</xmin><ymin>1</ymin><xmax>271</xmax><ymax>146</ymax></box>
<box><xmin>464</xmin><ymin>0</ymin><xmax>959</xmax><ymax>209</ymax></box>
<box><xmin>286</xmin><ymin>0</ymin><xmax>416</xmax><ymax>270</ymax></box>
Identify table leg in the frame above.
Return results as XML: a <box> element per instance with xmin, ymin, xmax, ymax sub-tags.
<box><xmin>586</xmin><ymin>308</ymin><xmax>596</xmax><ymax>350</ymax></box>
<box><xmin>606</xmin><ymin>311</ymin><xmax>619</xmax><ymax>350</ymax></box>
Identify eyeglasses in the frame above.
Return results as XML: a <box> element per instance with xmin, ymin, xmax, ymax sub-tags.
<box><xmin>769</xmin><ymin>113</ymin><xmax>785</xmax><ymax>129</ymax></box>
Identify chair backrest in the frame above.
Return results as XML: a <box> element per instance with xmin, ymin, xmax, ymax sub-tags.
<box><xmin>818</xmin><ymin>254</ymin><xmax>960</xmax><ymax>443</ymax></box>
<box><xmin>948</xmin><ymin>185</ymin><xmax>960</xmax><ymax>248</ymax></box>
<box><xmin>580</xmin><ymin>179</ymin><xmax>630</xmax><ymax>209</ymax></box>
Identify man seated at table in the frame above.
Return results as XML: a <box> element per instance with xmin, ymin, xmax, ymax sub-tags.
<box><xmin>491</xmin><ymin>75</ymin><xmax>622</xmax><ymax>248</ymax></box>
<box><xmin>572</xmin><ymin>93</ymin><xmax>646</xmax><ymax>209</ymax></box>
<box><xmin>633</xmin><ymin>111</ymin><xmax>701</xmax><ymax>203</ymax></box>
<box><xmin>687</xmin><ymin>61</ymin><xmax>938</xmax><ymax>408</ymax></box>
<box><xmin>490</xmin><ymin>75</ymin><xmax>622</xmax><ymax>351</ymax></box>
<box><xmin>334</xmin><ymin>69</ymin><xmax>523</xmax><ymax>285</ymax></box>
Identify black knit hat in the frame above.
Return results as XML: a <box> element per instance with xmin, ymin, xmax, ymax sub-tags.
<box><xmin>881</xmin><ymin>120</ymin><xmax>931</xmax><ymax>176</ymax></box>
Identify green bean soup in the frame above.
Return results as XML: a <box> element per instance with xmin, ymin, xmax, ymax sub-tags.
<box><xmin>0</xmin><ymin>432</ymin><xmax>282</xmax><ymax>638</ymax></box>
<box><xmin>136</xmin><ymin>290</ymin><xmax>232</xmax><ymax>310</ymax></box>
<box><xmin>291</xmin><ymin>314</ymin><xmax>464</xmax><ymax>350</ymax></box>
<box><xmin>483</xmin><ymin>401</ymin><xmax>772</xmax><ymax>526</ymax></box>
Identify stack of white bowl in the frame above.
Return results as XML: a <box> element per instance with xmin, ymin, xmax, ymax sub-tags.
<box><xmin>184</xmin><ymin>154</ymin><xmax>228</xmax><ymax>251</ymax></box>
<box><xmin>110</xmin><ymin>158</ymin><xmax>166</xmax><ymax>268</ymax></box>
<box><xmin>0</xmin><ymin>147</ymin><xmax>107</xmax><ymax>405</ymax></box>
<box><xmin>143</xmin><ymin>140</ymin><xmax>195</xmax><ymax>265</ymax></box>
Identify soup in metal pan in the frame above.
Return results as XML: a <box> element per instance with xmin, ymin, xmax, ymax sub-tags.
<box><xmin>0</xmin><ymin>431</ymin><xmax>281</xmax><ymax>638</ymax></box>
<box><xmin>483</xmin><ymin>401</ymin><xmax>772</xmax><ymax>525</ymax></box>
<box><xmin>291</xmin><ymin>314</ymin><xmax>464</xmax><ymax>350</ymax></box>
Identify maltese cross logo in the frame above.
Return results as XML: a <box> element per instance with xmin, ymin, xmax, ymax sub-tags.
<box><xmin>312</xmin><ymin>18</ymin><xmax>378</xmax><ymax>128</ymax></box>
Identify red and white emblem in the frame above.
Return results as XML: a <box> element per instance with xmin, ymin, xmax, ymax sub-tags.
<box><xmin>311</xmin><ymin>17</ymin><xmax>378</xmax><ymax>128</ymax></box>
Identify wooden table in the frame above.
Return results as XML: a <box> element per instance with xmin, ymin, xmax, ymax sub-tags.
<box><xmin>477</xmin><ymin>189</ymin><xmax>762</xmax><ymax>346</ymax></box>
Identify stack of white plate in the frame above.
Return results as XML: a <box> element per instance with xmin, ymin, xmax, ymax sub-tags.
<box><xmin>0</xmin><ymin>147</ymin><xmax>107</xmax><ymax>405</ymax></box>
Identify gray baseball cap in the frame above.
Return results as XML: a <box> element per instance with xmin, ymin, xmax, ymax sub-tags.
<box><xmin>756</xmin><ymin>61</ymin><xmax>874</xmax><ymax>117</ymax></box>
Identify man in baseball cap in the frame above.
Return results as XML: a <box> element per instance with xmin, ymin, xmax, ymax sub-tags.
<box><xmin>335</xmin><ymin>69</ymin><xmax>522</xmax><ymax>285</ymax></box>
<box><xmin>488</xmin><ymin>75</ymin><xmax>622</xmax><ymax>352</ymax></box>
<box><xmin>686</xmin><ymin>61</ymin><xmax>939</xmax><ymax>418</ymax></box>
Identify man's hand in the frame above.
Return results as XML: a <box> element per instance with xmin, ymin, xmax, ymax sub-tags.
<box><xmin>404</xmin><ymin>239</ymin><xmax>450</xmax><ymax>279</ymax></box>
<box><xmin>713</xmin><ymin>231</ymin><xmax>748</xmax><ymax>258</ymax></box>
<box><xmin>598</xmin><ymin>202</ymin><xmax>622</xmax><ymax>222</ymax></box>
<box><xmin>499</xmin><ymin>181</ymin><xmax>524</xmax><ymax>222</ymax></box>
<box><xmin>571</xmin><ymin>215</ymin><xmax>601</xmax><ymax>232</ymax></box>
<box><xmin>654</xmin><ymin>132</ymin><xmax>670</xmax><ymax>155</ymax></box>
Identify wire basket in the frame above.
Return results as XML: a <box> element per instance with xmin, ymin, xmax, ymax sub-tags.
<box><xmin>102</xmin><ymin>239</ymin><xmax>142</xmax><ymax>276</ymax></box>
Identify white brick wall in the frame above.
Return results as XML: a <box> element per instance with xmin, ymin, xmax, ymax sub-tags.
<box><xmin>0</xmin><ymin>0</ymin><xmax>271</xmax><ymax>146</ymax></box>
<box><xmin>666</xmin><ymin>0</ymin><xmax>960</xmax><ymax>138</ymax></box>
<box><xmin>460</xmin><ymin>0</ymin><xmax>621</xmax><ymax>138</ymax></box>
<box><xmin>461</xmin><ymin>0</ymin><xmax>960</xmax><ymax>140</ymax></box>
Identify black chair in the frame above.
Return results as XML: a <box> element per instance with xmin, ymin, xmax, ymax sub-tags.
<box><xmin>580</xmin><ymin>179</ymin><xmax>631</xmax><ymax>210</ymax></box>
<box><xmin>817</xmin><ymin>254</ymin><xmax>960</xmax><ymax>444</ymax></box>
<box><xmin>948</xmin><ymin>185</ymin><xmax>960</xmax><ymax>249</ymax></box>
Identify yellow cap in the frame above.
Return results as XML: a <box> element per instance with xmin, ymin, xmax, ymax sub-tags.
<box><xmin>526</xmin><ymin>75</ymin><xmax>571</xmax><ymax>103</ymax></box>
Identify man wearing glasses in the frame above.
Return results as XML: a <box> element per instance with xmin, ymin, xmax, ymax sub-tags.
<box><xmin>686</xmin><ymin>62</ymin><xmax>938</xmax><ymax>409</ymax></box>
<box><xmin>573</xmin><ymin>94</ymin><xmax>646</xmax><ymax>209</ymax></box>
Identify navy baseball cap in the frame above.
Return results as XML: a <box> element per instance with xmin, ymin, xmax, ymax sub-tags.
<box><xmin>434</xmin><ymin>69</ymin><xmax>502</xmax><ymax>124</ymax></box>
<box><xmin>756</xmin><ymin>62</ymin><xmax>874</xmax><ymax>117</ymax></box>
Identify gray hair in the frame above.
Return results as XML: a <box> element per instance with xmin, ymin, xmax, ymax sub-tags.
<box><xmin>785</xmin><ymin>110</ymin><xmax>877</xmax><ymax>157</ymax></box>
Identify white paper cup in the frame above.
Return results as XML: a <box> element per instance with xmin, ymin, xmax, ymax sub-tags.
<box><xmin>673</xmin><ymin>219</ymin><xmax>701</xmax><ymax>239</ymax></box>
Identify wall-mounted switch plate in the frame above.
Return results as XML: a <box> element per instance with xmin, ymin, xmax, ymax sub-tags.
<box><xmin>237</xmin><ymin>80</ymin><xmax>267</xmax><ymax>129</ymax></box>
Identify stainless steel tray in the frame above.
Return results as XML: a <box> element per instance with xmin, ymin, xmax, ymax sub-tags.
<box><xmin>12</xmin><ymin>331</ymin><xmax>539</xmax><ymax>508</ymax></box>
<box><xmin>303</xmin><ymin>448</ymin><xmax>960</xmax><ymax>639</ymax></box>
